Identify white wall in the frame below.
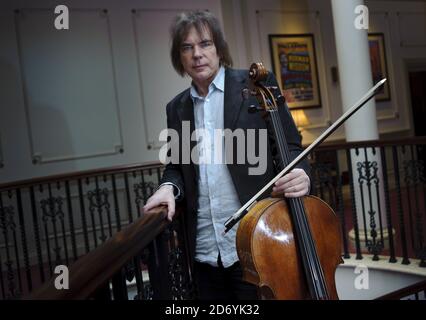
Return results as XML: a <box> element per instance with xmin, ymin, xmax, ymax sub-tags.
<box><xmin>0</xmin><ymin>0</ymin><xmax>223</xmax><ymax>183</ymax></box>
<box><xmin>1</xmin><ymin>0</ymin><xmax>425</xmax><ymax>184</ymax></box>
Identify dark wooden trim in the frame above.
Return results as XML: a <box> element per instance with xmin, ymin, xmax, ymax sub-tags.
<box><xmin>0</xmin><ymin>161</ymin><xmax>163</xmax><ymax>190</ymax></box>
<box><xmin>311</xmin><ymin>136</ymin><xmax>426</xmax><ymax>152</ymax></box>
<box><xmin>376</xmin><ymin>279</ymin><xmax>426</xmax><ymax>300</ymax></box>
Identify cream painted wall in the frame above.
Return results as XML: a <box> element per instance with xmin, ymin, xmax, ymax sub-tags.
<box><xmin>0</xmin><ymin>0</ymin><xmax>425</xmax><ymax>183</ymax></box>
<box><xmin>0</xmin><ymin>0</ymin><xmax>223</xmax><ymax>183</ymax></box>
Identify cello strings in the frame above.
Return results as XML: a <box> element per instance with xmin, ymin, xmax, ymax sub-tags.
<box><xmin>269</xmin><ymin>108</ymin><xmax>327</xmax><ymax>298</ymax></box>
<box><xmin>268</xmin><ymin>100</ymin><xmax>329</xmax><ymax>299</ymax></box>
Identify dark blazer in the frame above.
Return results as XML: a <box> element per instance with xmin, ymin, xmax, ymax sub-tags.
<box><xmin>160</xmin><ymin>68</ymin><xmax>310</xmax><ymax>267</ymax></box>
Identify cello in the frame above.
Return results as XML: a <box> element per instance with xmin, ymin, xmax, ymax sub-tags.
<box><xmin>224</xmin><ymin>63</ymin><xmax>387</xmax><ymax>300</ymax></box>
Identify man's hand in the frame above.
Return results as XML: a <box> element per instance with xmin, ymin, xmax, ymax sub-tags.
<box><xmin>143</xmin><ymin>185</ymin><xmax>176</xmax><ymax>221</ymax></box>
<box><xmin>272</xmin><ymin>168</ymin><xmax>310</xmax><ymax>198</ymax></box>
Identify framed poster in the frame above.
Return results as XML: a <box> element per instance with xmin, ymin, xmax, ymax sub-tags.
<box><xmin>368</xmin><ymin>33</ymin><xmax>390</xmax><ymax>101</ymax></box>
<box><xmin>269</xmin><ymin>34</ymin><xmax>321</xmax><ymax>109</ymax></box>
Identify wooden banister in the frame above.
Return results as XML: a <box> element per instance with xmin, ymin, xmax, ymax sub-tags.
<box><xmin>0</xmin><ymin>161</ymin><xmax>163</xmax><ymax>190</ymax></box>
<box><xmin>309</xmin><ymin>136</ymin><xmax>426</xmax><ymax>151</ymax></box>
<box><xmin>376</xmin><ymin>279</ymin><xmax>426</xmax><ymax>300</ymax></box>
<box><xmin>25</xmin><ymin>206</ymin><xmax>169</xmax><ymax>300</ymax></box>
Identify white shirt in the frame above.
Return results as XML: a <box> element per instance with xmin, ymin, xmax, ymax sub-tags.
<box><xmin>190</xmin><ymin>66</ymin><xmax>241</xmax><ymax>268</ymax></box>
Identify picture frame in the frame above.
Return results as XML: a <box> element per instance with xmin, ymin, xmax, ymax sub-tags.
<box><xmin>269</xmin><ymin>34</ymin><xmax>321</xmax><ymax>110</ymax></box>
<box><xmin>368</xmin><ymin>33</ymin><xmax>390</xmax><ymax>101</ymax></box>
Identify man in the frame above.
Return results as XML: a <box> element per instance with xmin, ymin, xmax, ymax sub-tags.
<box><xmin>143</xmin><ymin>10</ymin><xmax>310</xmax><ymax>300</ymax></box>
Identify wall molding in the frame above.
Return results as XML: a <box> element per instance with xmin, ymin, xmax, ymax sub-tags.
<box><xmin>370</xmin><ymin>11</ymin><xmax>400</xmax><ymax>122</ymax></box>
<box><xmin>14</xmin><ymin>8</ymin><xmax>125</xmax><ymax>164</ymax></box>
<box><xmin>396</xmin><ymin>11</ymin><xmax>426</xmax><ymax>48</ymax></box>
<box><xmin>131</xmin><ymin>8</ymin><xmax>188</xmax><ymax>151</ymax></box>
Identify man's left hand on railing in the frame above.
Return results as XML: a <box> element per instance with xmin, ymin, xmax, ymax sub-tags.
<box><xmin>143</xmin><ymin>185</ymin><xmax>176</xmax><ymax>221</ymax></box>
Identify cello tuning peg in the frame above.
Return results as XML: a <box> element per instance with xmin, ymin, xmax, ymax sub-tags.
<box><xmin>248</xmin><ymin>104</ymin><xmax>262</xmax><ymax>113</ymax></box>
<box><xmin>242</xmin><ymin>88</ymin><xmax>258</xmax><ymax>100</ymax></box>
<box><xmin>276</xmin><ymin>94</ymin><xmax>286</xmax><ymax>104</ymax></box>
<box><xmin>242</xmin><ymin>88</ymin><xmax>250</xmax><ymax>100</ymax></box>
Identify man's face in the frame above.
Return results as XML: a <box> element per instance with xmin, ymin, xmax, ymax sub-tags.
<box><xmin>180</xmin><ymin>26</ymin><xmax>220</xmax><ymax>91</ymax></box>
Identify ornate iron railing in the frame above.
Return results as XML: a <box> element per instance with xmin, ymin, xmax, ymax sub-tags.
<box><xmin>0</xmin><ymin>162</ymin><xmax>194</xmax><ymax>300</ymax></box>
<box><xmin>1</xmin><ymin>137</ymin><xmax>425</xmax><ymax>299</ymax></box>
<box><xmin>310</xmin><ymin>137</ymin><xmax>426</xmax><ymax>267</ymax></box>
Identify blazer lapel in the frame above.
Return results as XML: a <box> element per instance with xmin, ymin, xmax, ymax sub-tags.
<box><xmin>224</xmin><ymin>68</ymin><xmax>247</xmax><ymax>130</ymax></box>
<box><xmin>176</xmin><ymin>90</ymin><xmax>199</xmax><ymax>180</ymax></box>
<box><xmin>176</xmin><ymin>89</ymin><xmax>195</xmax><ymax>129</ymax></box>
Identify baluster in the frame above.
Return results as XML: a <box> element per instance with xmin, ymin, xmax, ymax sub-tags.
<box><xmin>138</xmin><ymin>170</ymin><xmax>146</xmax><ymax>217</ymax></box>
<box><xmin>96</xmin><ymin>176</ymin><xmax>106</xmax><ymax>243</ymax></box>
<box><xmin>380</xmin><ymin>146</ymin><xmax>397</xmax><ymax>263</ymax></box>
<box><xmin>65</xmin><ymin>180</ymin><xmax>78</xmax><ymax>261</ymax></box>
<box><xmin>16</xmin><ymin>188</ymin><xmax>32</xmax><ymax>295</ymax></box>
<box><xmin>133</xmin><ymin>171</ymin><xmax>142</xmax><ymax>219</ymax></box>
<box><xmin>1</xmin><ymin>191</ymin><xmax>19</xmax><ymax>298</ymax></box>
<box><xmin>393</xmin><ymin>146</ymin><xmax>410</xmax><ymax>265</ymax></box>
<box><xmin>55</xmin><ymin>182</ymin><xmax>69</xmax><ymax>266</ymax></box>
<box><xmin>111</xmin><ymin>174</ymin><xmax>122</xmax><ymax>232</ymax></box>
<box><xmin>368</xmin><ymin>147</ymin><xmax>384</xmax><ymax>259</ymax></box>
<box><xmin>29</xmin><ymin>186</ymin><xmax>45</xmax><ymax>284</ymax></box>
<box><xmin>410</xmin><ymin>145</ymin><xmax>425</xmax><ymax>263</ymax></box>
<box><xmin>87</xmin><ymin>177</ymin><xmax>99</xmax><ymax>247</ymax></box>
<box><xmin>77</xmin><ymin>179</ymin><xmax>90</xmax><ymax>254</ymax></box>
<box><xmin>40</xmin><ymin>184</ymin><xmax>53</xmax><ymax>276</ymax></box>
<box><xmin>346</xmin><ymin>148</ymin><xmax>362</xmax><ymax>259</ymax></box>
<box><xmin>103</xmin><ymin>175</ymin><xmax>113</xmax><ymax>238</ymax></box>
<box><xmin>335</xmin><ymin>150</ymin><xmax>350</xmax><ymax>258</ymax></box>
<box><xmin>48</xmin><ymin>183</ymin><xmax>63</xmax><ymax>267</ymax></box>
<box><xmin>355</xmin><ymin>148</ymin><xmax>369</xmax><ymax>250</ymax></box>
<box><xmin>132</xmin><ymin>254</ymin><xmax>145</xmax><ymax>300</ymax></box>
<box><xmin>124</xmin><ymin>172</ymin><xmax>133</xmax><ymax>224</ymax></box>
<box><xmin>402</xmin><ymin>147</ymin><xmax>416</xmax><ymax>251</ymax></box>
<box><xmin>111</xmin><ymin>268</ymin><xmax>128</xmax><ymax>300</ymax></box>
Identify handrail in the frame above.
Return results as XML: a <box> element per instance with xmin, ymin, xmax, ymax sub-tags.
<box><xmin>25</xmin><ymin>206</ymin><xmax>169</xmax><ymax>300</ymax></box>
<box><xmin>376</xmin><ymin>279</ymin><xmax>426</xmax><ymax>300</ymax></box>
<box><xmin>307</xmin><ymin>136</ymin><xmax>426</xmax><ymax>151</ymax></box>
<box><xmin>0</xmin><ymin>161</ymin><xmax>163</xmax><ymax>190</ymax></box>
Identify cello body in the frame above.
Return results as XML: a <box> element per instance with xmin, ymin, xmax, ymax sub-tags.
<box><xmin>228</xmin><ymin>62</ymin><xmax>385</xmax><ymax>300</ymax></box>
<box><xmin>233</xmin><ymin>62</ymin><xmax>343</xmax><ymax>300</ymax></box>
<box><xmin>236</xmin><ymin>195</ymin><xmax>343</xmax><ymax>300</ymax></box>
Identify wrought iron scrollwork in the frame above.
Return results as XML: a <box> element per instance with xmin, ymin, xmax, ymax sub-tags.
<box><xmin>40</xmin><ymin>196</ymin><xmax>65</xmax><ymax>266</ymax></box>
<box><xmin>404</xmin><ymin>160</ymin><xmax>425</xmax><ymax>185</ymax></box>
<box><xmin>0</xmin><ymin>206</ymin><xmax>15</xmax><ymax>231</ymax></box>
<box><xmin>87</xmin><ymin>188</ymin><xmax>111</xmax><ymax>243</ymax></box>
<box><xmin>40</xmin><ymin>197</ymin><xmax>65</xmax><ymax>223</ymax></box>
<box><xmin>134</xmin><ymin>181</ymin><xmax>156</xmax><ymax>207</ymax></box>
<box><xmin>357</xmin><ymin>160</ymin><xmax>384</xmax><ymax>258</ymax></box>
<box><xmin>168</xmin><ymin>247</ymin><xmax>194</xmax><ymax>300</ymax></box>
<box><xmin>0</xmin><ymin>206</ymin><xmax>19</xmax><ymax>299</ymax></box>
